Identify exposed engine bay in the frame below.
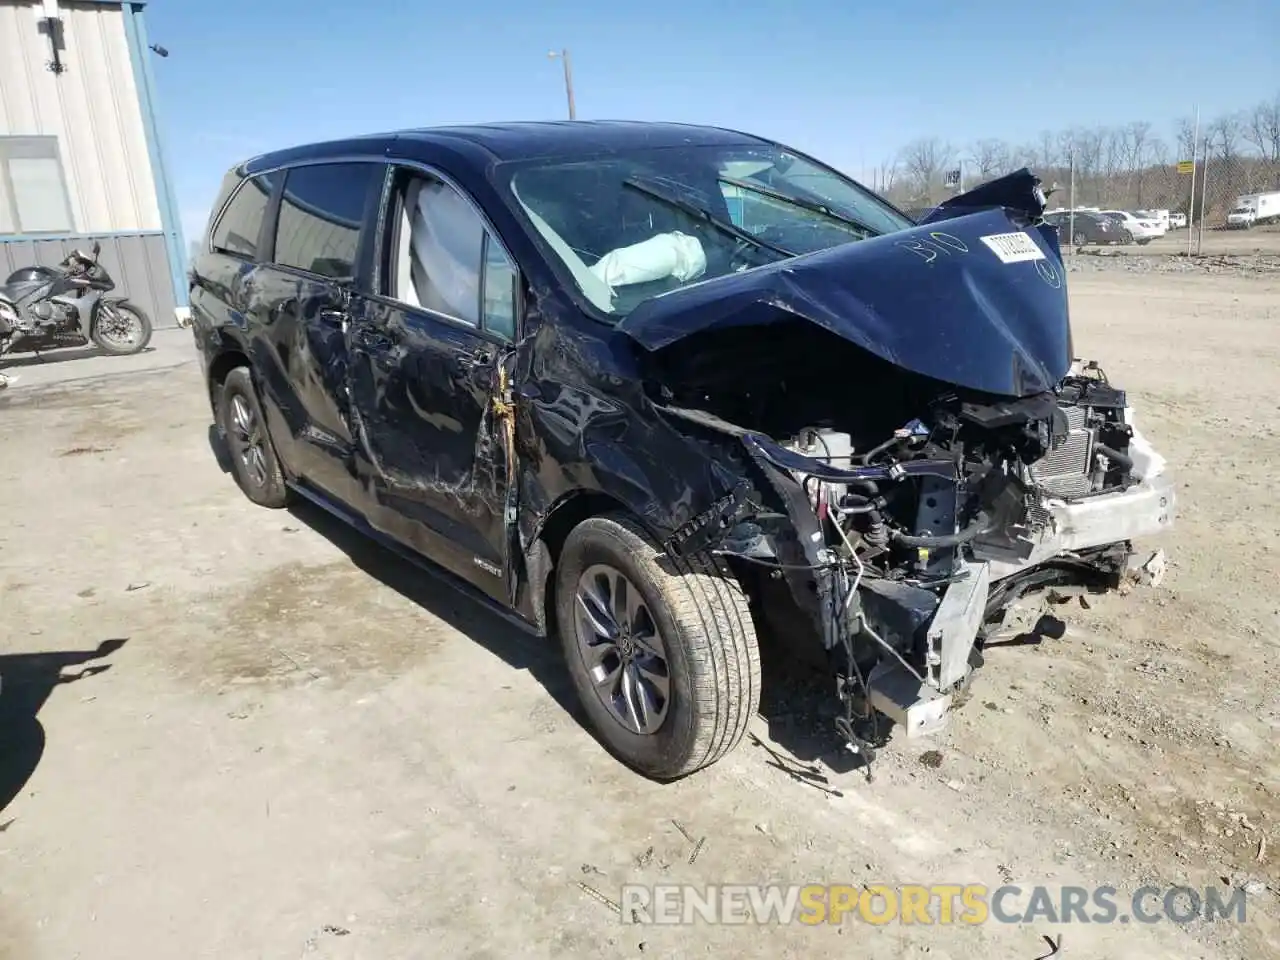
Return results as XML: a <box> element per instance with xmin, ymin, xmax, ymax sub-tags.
<box><xmin>605</xmin><ymin>170</ymin><xmax>1176</xmax><ymax>765</ymax></box>
<box><xmin>651</xmin><ymin>348</ymin><xmax>1174</xmax><ymax>760</ymax></box>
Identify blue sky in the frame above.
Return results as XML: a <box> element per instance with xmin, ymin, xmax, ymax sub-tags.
<box><xmin>143</xmin><ymin>0</ymin><xmax>1280</xmax><ymax>247</ymax></box>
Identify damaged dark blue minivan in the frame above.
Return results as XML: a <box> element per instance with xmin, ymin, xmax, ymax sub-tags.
<box><xmin>189</xmin><ymin>121</ymin><xmax>1175</xmax><ymax>780</ymax></box>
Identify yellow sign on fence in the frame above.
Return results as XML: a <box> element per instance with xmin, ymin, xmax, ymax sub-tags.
<box><xmin>1176</xmin><ymin>160</ymin><xmax>1195</xmax><ymax>174</ymax></box>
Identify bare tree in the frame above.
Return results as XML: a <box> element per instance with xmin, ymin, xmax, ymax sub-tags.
<box><xmin>898</xmin><ymin>137</ymin><xmax>954</xmax><ymax>202</ymax></box>
<box><xmin>1206</xmin><ymin>112</ymin><xmax>1244</xmax><ymax>162</ymax></box>
<box><xmin>1070</xmin><ymin>127</ymin><xmax>1105</xmax><ymax>205</ymax></box>
<box><xmin>1244</xmin><ymin>93</ymin><xmax>1280</xmax><ymax>163</ymax></box>
<box><xmin>1100</xmin><ymin>127</ymin><xmax>1124</xmax><ymax>182</ymax></box>
<box><xmin>1201</xmin><ymin>112</ymin><xmax>1248</xmax><ymax>210</ymax></box>
<box><xmin>967</xmin><ymin>138</ymin><xmax>1010</xmax><ymax>179</ymax></box>
<box><xmin>1035</xmin><ymin>130</ymin><xmax>1060</xmax><ymax>172</ymax></box>
<box><xmin>1120</xmin><ymin>121</ymin><xmax>1154</xmax><ymax>205</ymax></box>
<box><xmin>1009</xmin><ymin>141</ymin><xmax>1039</xmax><ymax>173</ymax></box>
<box><xmin>871</xmin><ymin>157</ymin><xmax>900</xmax><ymax>194</ymax></box>
<box><xmin>880</xmin><ymin>92</ymin><xmax>1280</xmax><ymax>217</ymax></box>
<box><xmin>1174</xmin><ymin>117</ymin><xmax>1197</xmax><ymax>162</ymax></box>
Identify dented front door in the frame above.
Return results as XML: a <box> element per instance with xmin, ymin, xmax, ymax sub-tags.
<box><xmin>346</xmin><ymin>297</ymin><xmax>512</xmax><ymax>599</ymax></box>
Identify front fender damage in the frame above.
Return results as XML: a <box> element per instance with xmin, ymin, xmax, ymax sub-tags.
<box><xmin>624</xmin><ymin>174</ymin><xmax>1176</xmax><ymax>767</ymax></box>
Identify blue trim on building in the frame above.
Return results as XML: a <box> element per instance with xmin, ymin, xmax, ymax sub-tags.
<box><xmin>120</xmin><ymin>1</ymin><xmax>186</xmax><ymax>308</ymax></box>
<box><xmin>0</xmin><ymin>229</ymin><xmax>164</xmax><ymax>243</ymax></box>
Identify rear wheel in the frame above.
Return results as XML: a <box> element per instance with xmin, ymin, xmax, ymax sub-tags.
<box><xmin>217</xmin><ymin>367</ymin><xmax>290</xmax><ymax>508</ymax></box>
<box><xmin>92</xmin><ymin>301</ymin><xmax>152</xmax><ymax>355</ymax></box>
<box><xmin>554</xmin><ymin>514</ymin><xmax>761</xmax><ymax>780</ymax></box>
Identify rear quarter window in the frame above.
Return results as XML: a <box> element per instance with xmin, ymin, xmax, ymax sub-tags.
<box><xmin>210</xmin><ymin>172</ymin><xmax>276</xmax><ymax>259</ymax></box>
<box><xmin>273</xmin><ymin>162</ymin><xmax>382</xmax><ymax>280</ymax></box>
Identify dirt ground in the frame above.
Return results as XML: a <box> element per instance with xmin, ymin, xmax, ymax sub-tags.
<box><xmin>1</xmin><ymin>257</ymin><xmax>1278</xmax><ymax>959</ymax></box>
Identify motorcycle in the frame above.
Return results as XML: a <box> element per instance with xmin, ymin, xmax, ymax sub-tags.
<box><xmin>0</xmin><ymin>241</ymin><xmax>152</xmax><ymax>363</ymax></box>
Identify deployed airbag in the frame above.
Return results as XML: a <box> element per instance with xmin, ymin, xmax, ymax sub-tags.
<box><xmin>590</xmin><ymin>231</ymin><xmax>707</xmax><ymax>288</ymax></box>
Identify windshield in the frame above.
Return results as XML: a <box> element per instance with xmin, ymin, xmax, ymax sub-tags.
<box><xmin>500</xmin><ymin>144</ymin><xmax>914</xmax><ymax>318</ymax></box>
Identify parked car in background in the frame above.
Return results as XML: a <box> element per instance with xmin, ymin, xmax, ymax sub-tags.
<box><xmin>1226</xmin><ymin>206</ymin><xmax>1257</xmax><ymax>229</ymax></box>
<box><xmin>1099</xmin><ymin>210</ymin><xmax>1164</xmax><ymax>243</ymax></box>
<box><xmin>1044</xmin><ymin>210</ymin><xmax>1122</xmax><ymax>245</ymax></box>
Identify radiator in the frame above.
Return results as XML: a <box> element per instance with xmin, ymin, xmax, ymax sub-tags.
<box><xmin>1028</xmin><ymin>405</ymin><xmax>1094</xmax><ymax>500</ymax></box>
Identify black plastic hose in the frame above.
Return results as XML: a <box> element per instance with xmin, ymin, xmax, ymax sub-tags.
<box><xmin>1094</xmin><ymin>443</ymin><xmax>1133</xmax><ymax>471</ymax></box>
<box><xmin>888</xmin><ymin>511</ymin><xmax>993</xmax><ymax>549</ymax></box>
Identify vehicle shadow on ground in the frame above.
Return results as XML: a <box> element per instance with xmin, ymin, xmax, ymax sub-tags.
<box><xmin>1</xmin><ymin>345</ymin><xmax>107</xmax><ymax>368</ymax></box>
<box><xmin>752</xmin><ymin>634</ymin><xmax>868</xmax><ymax>792</ymax></box>
<box><xmin>0</xmin><ymin>638</ymin><xmax>128</xmax><ymax>813</ymax></box>
<box><xmin>206</xmin><ymin>424</ymin><xmax>234</xmax><ymax>474</ymax></box>
<box><xmin>285</xmin><ymin>498</ymin><xmax>585</xmax><ymax>724</ymax></box>
<box><xmin>1</xmin><ymin>345</ymin><xmax>158</xmax><ymax>370</ymax></box>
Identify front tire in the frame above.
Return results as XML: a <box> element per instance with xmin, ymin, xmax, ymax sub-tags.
<box><xmin>554</xmin><ymin>514</ymin><xmax>761</xmax><ymax>780</ymax></box>
<box><xmin>217</xmin><ymin>367</ymin><xmax>290</xmax><ymax>508</ymax></box>
<box><xmin>91</xmin><ymin>300</ymin><xmax>152</xmax><ymax>355</ymax></box>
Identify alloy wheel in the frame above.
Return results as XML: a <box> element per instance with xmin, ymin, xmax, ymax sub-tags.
<box><xmin>96</xmin><ymin>304</ymin><xmax>145</xmax><ymax>349</ymax></box>
<box><xmin>573</xmin><ymin>563</ymin><xmax>671</xmax><ymax>735</ymax></box>
<box><xmin>229</xmin><ymin>393</ymin><xmax>269</xmax><ymax>488</ymax></box>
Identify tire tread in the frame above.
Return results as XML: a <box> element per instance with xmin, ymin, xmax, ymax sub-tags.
<box><xmin>566</xmin><ymin>514</ymin><xmax>761</xmax><ymax>778</ymax></box>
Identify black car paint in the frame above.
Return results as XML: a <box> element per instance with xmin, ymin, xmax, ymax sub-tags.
<box><xmin>190</xmin><ymin>122</ymin><xmax>1069</xmax><ymax>645</ymax></box>
<box><xmin>616</xmin><ymin>205</ymin><xmax>1070</xmax><ymax>399</ymax></box>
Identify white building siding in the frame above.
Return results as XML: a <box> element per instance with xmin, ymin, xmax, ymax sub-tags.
<box><xmin>0</xmin><ymin>0</ymin><xmax>161</xmax><ymax>233</ymax></box>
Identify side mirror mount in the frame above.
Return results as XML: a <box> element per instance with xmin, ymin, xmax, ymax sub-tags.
<box><xmin>91</xmin><ymin>239</ymin><xmax>101</xmax><ymax>259</ymax></box>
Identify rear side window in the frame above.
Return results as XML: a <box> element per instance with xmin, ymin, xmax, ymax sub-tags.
<box><xmin>273</xmin><ymin>162</ymin><xmax>381</xmax><ymax>281</ymax></box>
<box><xmin>210</xmin><ymin>172</ymin><xmax>275</xmax><ymax>259</ymax></box>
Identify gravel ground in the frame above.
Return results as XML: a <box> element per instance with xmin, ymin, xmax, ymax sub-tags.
<box><xmin>1</xmin><ymin>264</ymin><xmax>1278</xmax><ymax>959</ymax></box>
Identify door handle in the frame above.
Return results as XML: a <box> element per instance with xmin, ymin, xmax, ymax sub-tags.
<box><xmin>458</xmin><ymin>347</ymin><xmax>494</xmax><ymax>368</ymax></box>
<box><xmin>354</xmin><ymin>327</ymin><xmax>393</xmax><ymax>351</ymax></box>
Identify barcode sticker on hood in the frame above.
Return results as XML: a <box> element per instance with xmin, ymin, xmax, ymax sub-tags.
<box><xmin>979</xmin><ymin>231</ymin><xmax>1046</xmax><ymax>264</ymax></box>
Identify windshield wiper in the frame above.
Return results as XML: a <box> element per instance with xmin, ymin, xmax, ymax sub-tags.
<box><xmin>622</xmin><ymin>176</ymin><xmax>795</xmax><ymax>258</ymax></box>
<box><xmin>717</xmin><ymin>175</ymin><xmax>879</xmax><ymax>237</ymax></box>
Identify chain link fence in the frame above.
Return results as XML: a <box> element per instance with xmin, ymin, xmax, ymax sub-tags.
<box><xmin>871</xmin><ymin>91</ymin><xmax>1280</xmax><ymax>254</ymax></box>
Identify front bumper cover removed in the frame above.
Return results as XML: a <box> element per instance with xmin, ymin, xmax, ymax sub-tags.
<box><xmin>866</xmin><ymin>472</ymin><xmax>1176</xmax><ymax>737</ymax></box>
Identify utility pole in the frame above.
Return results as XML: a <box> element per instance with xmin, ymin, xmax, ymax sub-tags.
<box><xmin>1068</xmin><ymin>148</ymin><xmax>1076</xmax><ymax>248</ymax></box>
<box><xmin>547</xmin><ymin>48</ymin><xmax>576</xmax><ymax>120</ymax></box>
<box><xmin>1187</xmin><ymin>105</ymin><xmax>1199</xmax><ymax>257</ymax></box>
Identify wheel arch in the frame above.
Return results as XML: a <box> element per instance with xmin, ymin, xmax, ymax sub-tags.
<box><xmin>522</xmin><ymin>488</ymin><xmax>664</xmax><ymax>639</ymax></box>
<box><xmin>205</xmin><ymin>338</ymin><xmax>252</xmax><ymax>417</ymax></box>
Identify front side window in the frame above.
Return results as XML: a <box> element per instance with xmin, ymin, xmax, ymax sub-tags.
<box><xmin>384</xmin><ymin>170</ymin><xmax>519</xmax><ymax>339</ymax></box>
<box><xmin>273</xmin><ymin>162</ymin><xmax>380</xmax><ymax>280</ymax></box>
<box><xmin>211</xmin><ymin>172</ymin><xmax>276</xmax><ymax>259</ymax></box>
<box><xmin>501</xmin><ymin>143</ymin><xmax>913</xmax><ymax>319</ymax></box>
<box><xmin>0</xmin><ymin>136</ymin><xmax>74</xmax><ymax>234</ymax></box>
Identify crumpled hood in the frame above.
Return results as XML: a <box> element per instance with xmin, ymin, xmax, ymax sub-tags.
<box><xmin>616</xmin><ymin>174</ymin><xmax>1072</xmax><ymax>398</ymax></box>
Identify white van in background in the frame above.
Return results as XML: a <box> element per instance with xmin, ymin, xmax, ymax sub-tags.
<box><xmin>1137</xmin><ymin>209</ymin><xmax>1171</xmax><ymax>231</ymax></box>
<box><xmin>1233</xmin><ymin>192</ymin><xmax>1280</xmax><ymax>226</ymax></box>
